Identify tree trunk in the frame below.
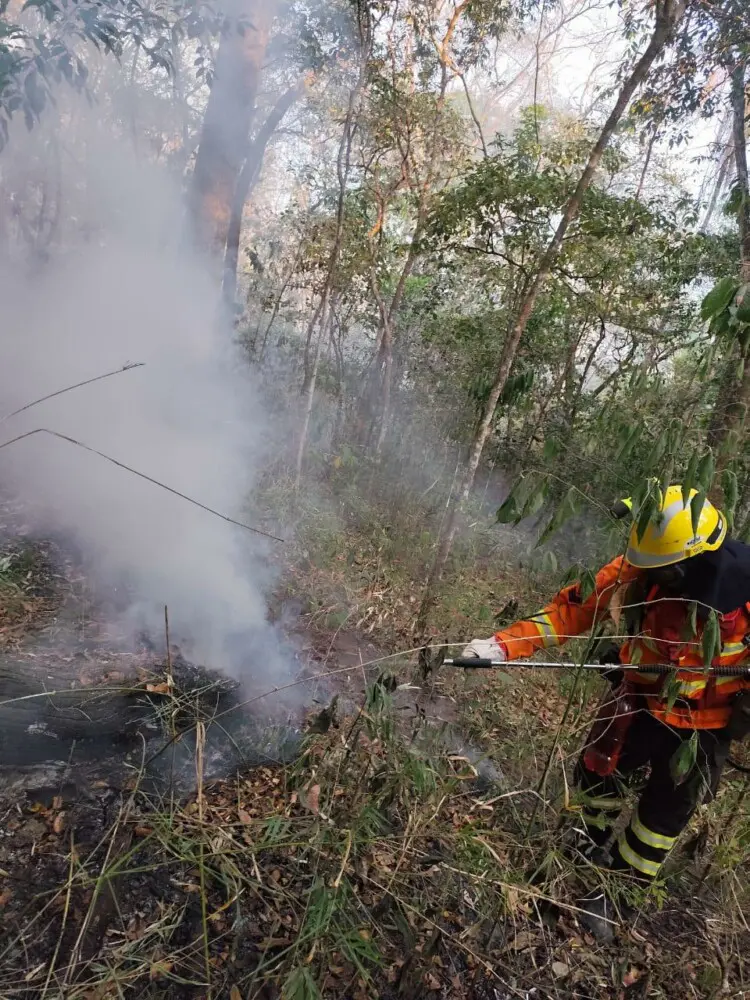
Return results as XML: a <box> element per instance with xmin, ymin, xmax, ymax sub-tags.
<box><xmin>188</xmin><ymin>0</ymin><xmax>273</xmax><ymax>255</ymax></box>
<box><xmin>415</xmin><ymin>0</ymin><xmax>687</xmax><ymax>646</ymax></box>
<box><xmin>294</xmin><ymin>48</ymin><xmax>370</xmax><ymax>483</ymax></box>
<box><xmin>707</xmin><ymin>57</ymin><xmax>750</xmax><ymax>469</ymax></box>
<box><xmin>635</xmin><ymin>130</ymin><xmax>657</xmax><ymax>202</ymax></box>
<box><xmin>295</xmin><ymin>299</ymin><xmax>331</xmax><ymax>487</ymax></box>
<box><xmin>254</xmin><ymin>248</ymin><xmax>303</xmax><ymax>362</ymax></box>
<box><xmin>701</xmin><ymin>151</ymin><xmax>731</xmax><ymax>231</ymax></box>
<box><xmin>222</xmin><ymin>79</ymin><xmax>306</xmax><ymax>309</ymax></box>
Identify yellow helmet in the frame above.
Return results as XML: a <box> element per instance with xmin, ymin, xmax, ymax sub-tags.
<box><xmin>623</xmin><ymin>485</ymin><xmax>726</xmax><ymax>569</ymax></box>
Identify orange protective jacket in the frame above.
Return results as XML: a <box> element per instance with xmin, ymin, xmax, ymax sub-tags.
<box><xmin>495</xmin><ymin>556</ymin><xmax>750</xmax><ymax>729</ymax></box>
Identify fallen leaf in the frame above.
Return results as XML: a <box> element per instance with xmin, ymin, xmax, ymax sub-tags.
<box><xmin>423</xmin><ymin>971</ymin><xmax>441</xmax><ymax>990</ymax></box>
<box><xmin>52</xmin><ymin>796</ymin><xmax>63</xmax><ymax>810</ymax></box>
<box><xmin>229</xmin><ymin>987</ymin><xmax>242</xmax><ymax>1000</ymax></box>
<box><xmin>53</xmin><ymin>812</ymin><xmax>66</xmax><ymax>835</ymax></box>
<box><xmin>134</xmin><ymin>826</ymin><xmax>153</xmax><ymax>837</ymax></box>
<box><xmin>0</xmin><ymin>888</ymin><xmax>12</xmax><ymax>907</ymax></box>
<box><xmin>146</xmin><ymin>682</ymin><xmax>170</xmax><ymax>695</ymax></box>
<box><xmin>623</xmin><ymin>966</ymin><xmax>643</xmax><ymax>987</ymax></box>
<box><xmin>510</xmin><ymin>930</ymin><xmax>537</xmax><ymax>951</ymax></box>
<box><xmin>238</xmin><ymin>808</ymin><xmax>252</xmax><ymax>824</ymax></box>
<box><xmin>302</xmin><ymin>783</ymin><xmax>320</xmax><ymax>815</ymax></box>
<box><xmin>149</xmin><ymin>961</ymin><xmax>173</xmax><ymax>980</ymax></box>
<box><xmin>552</xmin><ymin>962</ymin><xmax>570</xmax><ymax>979</ymax></box>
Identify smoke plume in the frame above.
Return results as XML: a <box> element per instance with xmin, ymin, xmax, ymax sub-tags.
<box><xmin>0</xmin><ymin>101</ymin><xmax>293</xmax><ymax>683</ymax></box>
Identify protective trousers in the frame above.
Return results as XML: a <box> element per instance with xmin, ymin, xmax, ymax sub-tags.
<box><xmin>575</xmin><ymin>708</ymin><xmax>730</xmax><ymax>880</ymax></box>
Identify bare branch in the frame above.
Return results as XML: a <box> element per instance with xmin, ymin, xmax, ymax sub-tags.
<box><xmin>0</xmin><ymin>428</ymin><xmax>285</xmax><ymax>543</ymax></box>
<box><xmin>0</xmin><ymin>363</ymin><xmax>145</xmax><ymax>425</ymax></box>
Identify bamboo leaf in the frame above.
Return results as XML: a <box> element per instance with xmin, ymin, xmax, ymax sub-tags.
<box><xmin>669</xmin><ymin>731</ymin><xmax>698</xmax><ymax>786</ymax></box>
<box><xmin>690</xmin><ymin>490</ymin><xmax>706</xmax><ymax>537</ymax></box>
<box><xmin>541</xmin><ymin>549</ymin><xmax>558</xmax><ymax>575</ymax></box>
<box><xmin>722</xmin><ymin>469</ymin><xmax>738</xmax><ymax>532</ymax></box>
<box><xmin>634</xmin><ymin>491</ymin><xmax>658</xmax><ymax>543</ymax></box>
<box><xmin>496</xmin><ymin>494</ymin><xmax>519</xmax><ymax>524</ymax></box>
<box><xmin>537</xmin><ymin>487</ymin><xmax>579</xmax><ymax>545</ymax></box>
<box><xmin>688</xmin><ymin>601</ymin><xmax>698</xmax><ymax>639</ymax></box>
<box><xmin>663</xmin><ymin>672</ymin><xmax>682</xmax><ymax>713</ymax></box>
<box><xmin>521</xmin><ymin>483</ymin><xmax>547</xmax><ymax>519</ymax></box>
<box><xmin>682</xmin><ymin>451</ymin><xmax>699</xmax><ymax>505</ymax></box>
<box><xmin>701</xmin><ymin>609</ymin><xmax>720</xmax><ymax>666</ymax></box>
<box><xmin>696</xmin><ymin>450</ymin><xmax>714</xmax><ymax>492</ymax></box>
<box><xmin>579</xmin><ymin>568</ymin><xmax>597</xmax><ymax>603</ymax></box>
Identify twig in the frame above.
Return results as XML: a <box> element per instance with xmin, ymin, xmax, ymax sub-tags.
<box><xmin>0</xmin><ymin>428</ymin><xmax>285</xmax><ymax>543</ymax></box>
<box><xmin>164</xmin><ymin>605</ymin><xmax>174</xmax><ymax>696</ymax></box>
<box><xmin>0</xmin><ymin>363</ymin><xmax>145</xmax><ymax>424</ymax></box>
<box><xmin>195</xmin><ymin>718</ymin><xmax>212</xmax><ymax>999</ymax></box>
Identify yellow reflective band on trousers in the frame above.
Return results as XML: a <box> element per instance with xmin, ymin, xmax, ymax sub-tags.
<box><xmin>631</xmin><ymin>812</ymin><xmax>677</xmax><ymax>852</ymax></box>
<box><xmin>617</xmin><ymin>835</ymin><xmax>662</xmax><ymax>877</ymax></box>
<box><xmin>530</xmin><ymin>612</ymin><xmax>558</xmax><ymax>648</ymax></box>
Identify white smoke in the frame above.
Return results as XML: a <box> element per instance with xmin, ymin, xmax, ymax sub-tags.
<box><xmin>0</xmin><ymin>101</ymin><xmax>293</xmax><ymax>682</ymax></box>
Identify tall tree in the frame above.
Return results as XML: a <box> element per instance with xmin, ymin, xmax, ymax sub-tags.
<box><xmin>188</xmin><ymin>0</ymin><xmax>274</xmax><ymax>255</ymax></box>
<box><xmin>707</xmin><ymin>57</ymin><xmax>750</xmax><ymax>471</ymax></box>
<box><xmin>416</xmin><ymin>0</ymin><xmax>688</xmax><ymax>644</ymax></box>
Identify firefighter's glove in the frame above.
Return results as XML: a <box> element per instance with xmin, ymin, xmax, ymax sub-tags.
<box><xmin>461</xmin><ymin>637</ymin><xmax>506</xmax><ymax>661</ymax></box>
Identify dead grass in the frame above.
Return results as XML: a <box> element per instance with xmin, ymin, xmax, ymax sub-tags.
<box><xmin>1</xmin><ymin>504</ymin><xmax>749</xmax><ymax>999</ymax></box>
<box><xmin>1</xmin><ymin>671</ymin><xmax>749</xmax><ymax>1000</ymax></box>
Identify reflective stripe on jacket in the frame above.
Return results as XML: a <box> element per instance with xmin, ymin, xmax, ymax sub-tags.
<box><xmin>494</xmin><ymin>556</ymin><xmax>750</xmax><ymax>729</ymax></box>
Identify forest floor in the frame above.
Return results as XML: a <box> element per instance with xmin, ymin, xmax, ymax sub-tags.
<box><xmin>0</xmin><ymin>499</ymin><xmax>749</xmax><ymax>1000</ymax></box>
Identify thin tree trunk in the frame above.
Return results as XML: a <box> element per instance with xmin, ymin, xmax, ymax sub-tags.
<box><xmin>701</xmin><ymin>151</ymin><xmax>731</xmax><ymax>231</ymax></box>
<box><xmin>188</xmin><ymin>0</ymin><xmax>273</xmax><ymax>255</ymax></box>
<box><xmin>301</xmin><ymin>294</ymin><xmax>327</xmax><ymax>395</ymax></box>
<box><xmin>254</xmin><ymin>248</ymin><xmax>303</xmax><ymax>362</ymax></box>
<box><xmin>415</xmin><ymin>0</ymin><xmax>687</xmax><ymax>645</ymax></box>
<box><xmin>707</xmin><ymin>57</ymin><xmax>750</xmax><ymax>469</ymax></box>
<box><xmin>635</xmin><ymin>131</ymin><xmax>657</xmax><ymax>202</ymax></box>
<box><xmin>295</xmin><ymin>299</ymin><xmax>331</xmax><ymax>486</ymax></box>
<box><xmin>222</xmin><ymin>79</ymin><xmax>306</xmax><ymax>309</ymax></box>
<box><xmin>294</xmin><ymin>16</ymin><xmax>371</xmax><ymax>485</ymax></box>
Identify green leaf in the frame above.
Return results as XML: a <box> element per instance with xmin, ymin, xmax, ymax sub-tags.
<box><xmin>615</xmin><ymin>424</ymin><xmax>642</xmax><ymax>463</ymax></box>
<box><xmin>282</xmin><ymin>966</ymin><xmax>322</xmax><ymax>1000</ymax></box>
<box><xmin>634</xmin><ymin>490</ymin><xmax>658</xmax><ymax>544</ymax></box>
<box><xmin>688</xmin><ymin>601</ymin><xmax>698</xmax><ymax>640</ymax></box>
<box><xmin>543</xmin><ymin>437</ymin><xmax>561</xmax><ymax>461</ymax></box>
<box><xmin>701</xmin><ymin>609</ymin><xmax>720</xmax><ymax>666</ymax></box>
<box><xmin>541</xmin><ymin>550</ymin><xmax>558</xmax><ymax>575</ymax></box>
<box><xmin>701</xmin><ymin>277</ymin><xmax>739</xmax><ymax>322</ymax></box>
<box><xmin>521</xmin><ymin>483</ymin><xmax>547</xmax><ymax>519</ymax></box>
<box><xmin>644</xmin><ymin>429</ymin><xmax>668</xmax><ymax>470</ymax></box>
<box><xmin>663</xmin><ymin>672</ymin><xmax>682</xmax><ymax>713</ymax></box>
<box><xmin>722</xmin><ymin>469</ymin><xmax>738</xmax><ymax>532</ymax></box>
<box><xmin>579</xmin><ymin>568</ymin><xmax>597</xmax><ymax>603</ymax></box>
<box><xmin>560</xmin><ymin>563</ymin><xmax>582</xmax><ymax>588</ymax></box>
<box><xmin>669</xmin><ymin>731</ymin><xmax>698</xmax><ymax>786</ymax></box>
<box><xmin>682</xmin><ymin>451</ymin><xmax>699</xmax><ymax>506</ymax></box>
<box><xmin>496</xmin><ymin>494</ymin><xmax>518</xmax><ymax>524</ymax></box>
<box><xmin>537</xmin><ymin>487</ymin><xmax>579</xmax><ymax>545</ymax></box>
<box><xmin>690</xmin><ymin>490</ymin><xmax>706</xmax><ymax>537</ymax></box>
<box><xmin>696</xmin><ymin>450</ymin><xmax>714</xmax><ymax>492</ymax></box>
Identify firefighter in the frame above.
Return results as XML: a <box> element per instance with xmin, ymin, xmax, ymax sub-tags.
<box><xmin>463</xmin><ymin>485</ymin><xmax>750</xmax><ymax>941</ymax></box>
